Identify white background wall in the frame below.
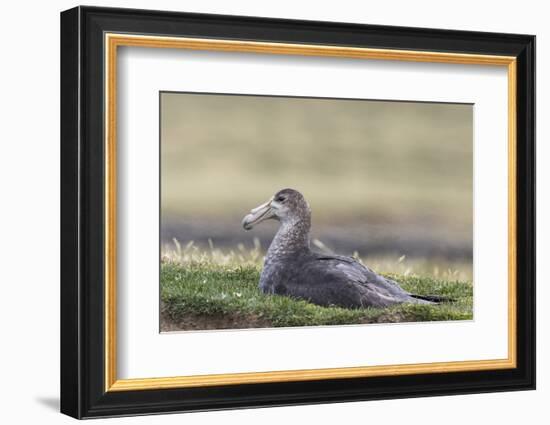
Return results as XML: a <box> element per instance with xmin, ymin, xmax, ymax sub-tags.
<box><xmin>0</xmin><ymin>0</ymin><xmax>545</xmax><ymax>423</ymax></box>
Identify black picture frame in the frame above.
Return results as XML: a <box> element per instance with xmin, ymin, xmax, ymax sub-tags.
<box><xmin>60</xmin><ymin>5</ymin><xmax>535</xmax><ymax>419</ymax></box>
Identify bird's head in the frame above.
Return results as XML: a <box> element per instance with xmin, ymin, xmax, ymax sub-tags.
<box><xmin>242</xmin><ymin>188</ymin><xmax>311</xmax><ymax>230</ymax></box>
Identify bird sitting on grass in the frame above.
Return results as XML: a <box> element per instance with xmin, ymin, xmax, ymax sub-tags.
<box><xmin>242</xmin><ymin>188</ymin><xmax>447</xmax><ymax>309</ymax></box>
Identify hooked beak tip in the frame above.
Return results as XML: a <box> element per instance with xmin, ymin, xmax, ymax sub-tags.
<box><xmin>242</xmin><ymin>198</ymin><xmax>274</xmax><ymax>231</ymax></box>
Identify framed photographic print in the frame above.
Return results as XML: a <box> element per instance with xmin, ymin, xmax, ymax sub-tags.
<box><xmin>60</xmin><ymin>6</ymin><xmax>535</xmax><ymax>419</ymax></box>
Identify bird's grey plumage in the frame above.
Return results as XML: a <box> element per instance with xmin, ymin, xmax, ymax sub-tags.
<box><xmin>242</xmin><ymin>188</ymin><xmax>438</xmax><ymax>309</ymax></box>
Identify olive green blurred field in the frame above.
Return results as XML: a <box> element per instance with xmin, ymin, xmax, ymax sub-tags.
<box><xmin>161</xmin><ymin>93</ymin><xmax>472</xmax><ymax>227</ymax></box>
<box><xmin>161</xmin><ymin>93</ymin><xmax>472</xmax><ymax>266</ymax></box>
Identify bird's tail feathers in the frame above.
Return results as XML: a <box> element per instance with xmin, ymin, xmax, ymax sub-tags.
<box><xmin>410</xmin><ymin>294</ymin><xmax>455</xmax><ymax>303</ymax></box>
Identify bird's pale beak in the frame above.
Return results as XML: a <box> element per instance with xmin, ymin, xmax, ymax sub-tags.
<box><xmin>242</xmin><ymin>198</ymin><xmax>275</xmax><ymax>230</ymax></box>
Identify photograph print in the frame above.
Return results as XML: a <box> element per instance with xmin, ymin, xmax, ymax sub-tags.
<box><xmin>160</xmin><ymin>92</ymin><xmax>473</xmax><ymax>332</ymax></box>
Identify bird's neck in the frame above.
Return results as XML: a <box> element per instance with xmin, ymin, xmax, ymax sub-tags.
<box><xmin>266</xmin><ymin>217</ymin><xmax>311</xmax><ymax>261</ymax></box>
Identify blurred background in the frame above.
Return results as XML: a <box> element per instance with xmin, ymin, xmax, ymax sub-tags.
<box><xmin>161</xmin><ymin>92</ymin><xmax>473</xmax><ymax>280</ymax></box>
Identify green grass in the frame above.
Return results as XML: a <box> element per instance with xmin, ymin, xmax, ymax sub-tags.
<box><xmin>160</xmin><ymin>248</ymin><xmax>473</xmax><ymax>331</ymax></box>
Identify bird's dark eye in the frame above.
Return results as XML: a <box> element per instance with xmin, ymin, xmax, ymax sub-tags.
<box><xmin>276</xmin><ymin>195</ymin><xmax>286</xmax><ymax>203</ymax></box>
